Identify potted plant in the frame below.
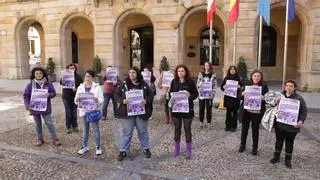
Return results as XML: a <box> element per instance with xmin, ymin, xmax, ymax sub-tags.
<box><xmin>45</xmin><ymin>57</ymin><xmax>56</xmax><ymax>82</ymax></box>
<box><xmin>159</xmin><ymin>56</ymin><xmax>170</xmax><ymax>73</ymax></box>
<box><xmin>237</xmin><ymin>56</ymin><xmax>248</xmax><ymax>83</ymax></box>
<box><xmin>92</xmin><ymin>55</ymin><xmax>103</xmax><ymax>84</ymax></box>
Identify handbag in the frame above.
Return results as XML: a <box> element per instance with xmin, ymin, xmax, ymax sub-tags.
<box><xmin>85</xmin><ymin>110</ymin><xmax>102</xmax><ymax>123</ymax></box>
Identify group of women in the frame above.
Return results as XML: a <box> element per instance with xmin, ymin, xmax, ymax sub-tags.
<box><xmin>23</xmin><ymin>61</ymin><xmax>307</xmax><ymax>168</ymax></box>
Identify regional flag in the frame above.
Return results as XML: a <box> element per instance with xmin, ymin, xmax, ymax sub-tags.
<box><xmin>257</xmin><ymin>0</ymin><xmax>270</xmax><ymax>25</ymax></box>
<box><xmin>207</xmin><ymin>0</ymin><xmax>216</xmax><ymax>26</ymax></box>
<box><xmin>228</xmin><ymin>0</ymin><xmax>240</xmax><ymax>26</ymax></box>
<box><xmin>288</xmin><ymin>0</ymin><xmax>295</xmax><ymax>23</ymax></box>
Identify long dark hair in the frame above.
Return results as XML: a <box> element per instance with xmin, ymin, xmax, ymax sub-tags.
<box><xmin>66</xmin><ymin>63</ymin><xmax>78</xmax><ymax>72</ymax></box>
<box><xmin>174</xmin><ymin>64</ymin><xmax>191</xmax><ymax>82</ymax></box>
<box><xmin>227</xmin><ymin>65</ymin><xmax>238</xmax><ymax>77</ymax></box>
<box><xmin>202</xmin><ymin>61</ymin><xmax>213</xmax><ymax>73</ymax></box>
<box><xmin>30</xmin><ymin>67</ymin><xmax>47</xmax><ymax>80</ymax></box>
<box><xmin>249</xmin><ymin>69</ymin><xmax>264</xmax><ymax>86</ymax></box>
<box><xmin>125</xmin><ymin>67</ymin><xmax>144</xmax><ymax>86</ymax></box>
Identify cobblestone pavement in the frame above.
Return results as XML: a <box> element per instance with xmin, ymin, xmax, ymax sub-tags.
<box><xmin>0</xmin><ymin>92</ymin><xmax>319</xmax><ymax>180</ymax></box>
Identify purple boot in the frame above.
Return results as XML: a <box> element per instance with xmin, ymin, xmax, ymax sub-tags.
<box><xmin>185</xmin><ymin>142</ymin><xmax>192</xmax><ymax>159</ymax></box>
<box><xmin>170</xmin><ymin>140</ymin><xmax>180</xmax><ymax>157</ymax></box>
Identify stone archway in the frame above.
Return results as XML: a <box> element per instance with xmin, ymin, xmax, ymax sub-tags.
<box><xmin>15</xmin><ymin>17</ymin><xmax>46</xmax><ymax>79</ymax></box>
<box><xmin>60</xmin><ymin>14</ymin><xmax>94</xmax><ymax>75</ymax></box>
<box><xmin>256</xmin><ymin>0</ymin><xmax>311</xmax><ymax>87</ymax></box>
<box><xmin>179</xmin><ymin>5</ymin><xmax>229</xmax><ymax>79</ymax></box>
<box><xmin>113</xmin><ymin>9</ymin><xmax>154</xmax><ymax>77</ymax></box>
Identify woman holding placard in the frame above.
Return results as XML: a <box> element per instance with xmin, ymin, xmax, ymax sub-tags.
<box><xmin>238</xmin><ymin>69</ymin><xmax>268</xmax><ymax>155</ymax></box>
<box><xmin>158</xmin><ymin>70</ymin><xmax>174</xmax><ymax>124</ymax></box>
<box><xmin>116</xmin><ymin>67</ymin><xmax>154</xmax><ymax>161</ymax></box>
<box><xmin>220</xmin><ymin>65</ymin><xmax>242</xmax><ymax>132</ymax></box>
<box><xmin>102</xmin><ymin>66</ymin><xmax>120</xmax><ymax>120</ymax></box>
<box><xmin>197</xmin><ymin>61</ymin><xmax>217</xmax><ymax>129</ymax></box>
<box><xmin>75</xmin><ymin>70</ymin><xmax>104</xmax><ymax>155</ymax></box>
<box><xmin>60</xmin><ymin>63</ymin><xmax>83</xmax><ymax>133</ymax></box>
<box><xmin>23</xmin><ymin>67</ymin><xmax>61</xmax><ymax>146</ymax></box>
<box><xmin>169</xmin><ymin>65</ymin><xmax>199</xmax><ymax>159</ymax></box>
<box><xmin>269</xmin><ymin>80</ymin><xmax>307</xmax><ymax>168</ymax></box>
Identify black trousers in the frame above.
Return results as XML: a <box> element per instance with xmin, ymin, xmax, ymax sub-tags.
<box><xmin>274</xmin><ymin>125</ymin><xmax>297</xmax><ymax>155</ymax></box>
<box><xmin>240</xmin><ymin>111</ymin><xmax>262</xmax><ymax>149</ymax></box>
<box><xmin>172</xmin><ymin>117</ymin><xmax>192</xmax><ymax>143</ymax></box>
<box><xmin>225</xmin><ymin>108</ymin><xmax>238</xmax><ymax>129</ymax></box>
<box><xmin>199</xmin><ymin>99</ymin><xmax>212</xmax><ymax>123</ymax></box>
<box><xmin>62</xmin><ymin>98</ymin><xmax>78</xmax><ymax>129</ymax></box>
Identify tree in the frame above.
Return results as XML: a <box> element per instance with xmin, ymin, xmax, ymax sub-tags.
<box><xmin>45</xmin><ymin>57</ymin><xmax>55</xmax><ymax>75</ymax></box>
<box><xmin>159</xmin><ymin>56</ymin><xmax>170</xmax><ymax>73</ymax></box>
<box><xmin>92</xmin><ymin>55</ymin><xmax>102</xmax><ymax>75</ymax></box>
<box><xmin>237</xmin><ymin>56</ymin><xmax>248</xmax><ymax>82</ymax></box>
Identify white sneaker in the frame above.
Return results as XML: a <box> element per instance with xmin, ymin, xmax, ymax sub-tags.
<box><xmin>78</xmin><ymin>147</ymin><xmax>89</xmax><ymax>155</ymax></box>
<box><xmin>200</xmin><ymin>122</ymin><xmax>204</xmax><ymax>129</ymax></box>
<box><xmin>96</xmin><ymin>146</ymin><xmax>102</xmax><ymax>155</ymax></box>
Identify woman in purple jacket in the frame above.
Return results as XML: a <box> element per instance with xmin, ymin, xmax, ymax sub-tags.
<box><xmin>23</xmin><ymin>67</ymin><xmax>61</xmax><ymax>146</ymax></box>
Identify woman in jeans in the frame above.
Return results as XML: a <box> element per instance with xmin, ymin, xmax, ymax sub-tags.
<box><xmin>220</xmin><ymin>65</ymin><xmax>242</xmax><ymax>132</ymax></box>
<box><xmin>75</xmin><ymin>70</ymin><xmax>103</xmax><ymax>155</ymax></box>
<box><xmin>170</xmin><ymin>64</ymin><xmax>198</xmax><ymax>159</ymax></box>
<box><xmin>116</xmin><ymin>67</ymin><xmax>154</xmax><ymax>161</ymax></box>
<box><xmin>197</xmin><ymin>61</ymin><xmax>217</xmax><ymax>129</ymax></box>
<box><xmin>23</xmin><ymin>67</ymin><xmax>61</xmax><ymax>146</ymax></box>
<box><xmin>269</xmin><ymin>80</ymin><xmax>307</xmax><ymax>168</ymax></box>
<box><xmin>60</xmin><ymin>63</ymin><xmax>83</xmax><ymax>133</ymax></box>
<box><xmin>238</xmin><ymin>69</ymin><xmax>269</xmax><ymax>155</ymax></box>
<box><xmin>102</xmin><ymin>66</ymin><xmax>120</xmax><ymax>120</ymax></box>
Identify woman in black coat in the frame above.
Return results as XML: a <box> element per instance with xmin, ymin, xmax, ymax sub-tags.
<box><xmin>169</xmin><ymin>64</ymin><xmax>198</xmax><ymax>159</ymax></box>
<box><xmin>239</xmin><ymin>69</ymin><xmax>269</xmax><ymax>155</ymax></box>
<box><xmin>220</xmin><ymin>65</ymin><xmax>242</xmax><ymax>132</ymax></box>
<box><xmin>269</xmin><ymin>80</ymin><xmax>307</xmax><ymax>168</ymax></box>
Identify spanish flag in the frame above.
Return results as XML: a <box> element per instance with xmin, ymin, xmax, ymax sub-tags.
<box><xmin>207</xmin><ymin>0</ymin><xmax>216</xmax><ymax>26</ymax></box>
<box><xmin>228</xmin><ymin>0</ymin><xmax>240</xmax><ymax>26</ymax></box>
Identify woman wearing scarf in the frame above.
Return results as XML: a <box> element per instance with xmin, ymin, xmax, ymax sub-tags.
<box><xmin>23</xmin><ymin>67</ymin><xmax>61</xmax><ymax>146</ymax></box>
<box><xmin>220</xmin><ymin>65</ymin><xmax>242</xmax><ymax>132</ymax></box>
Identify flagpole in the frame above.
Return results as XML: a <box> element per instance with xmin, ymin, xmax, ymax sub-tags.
<box><xmin>258</xmin><ymin>15</ymin><xmax>263</xmax><ymax>70</ymax></box>
<box><xmin>209</xmin><ymin>18</ymin><xmax>213</xmax><ymax>64</ymax></box>
<box><xmin>283</xmin><ymin>0</ymin><xmax>289</xmax><ymax>87</ymax></box>
<box><xmin>233</xmin><ymin>21</ymin><xmax>237</xmax><ymax>65</ymax></box>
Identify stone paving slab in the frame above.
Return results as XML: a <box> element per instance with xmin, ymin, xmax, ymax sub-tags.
<box><xmin>0</xmin><ymin>92</ymin><xmax>319</xmax><ymax>179</ymax></box>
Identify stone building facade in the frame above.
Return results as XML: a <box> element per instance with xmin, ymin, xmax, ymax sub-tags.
<box><xmin>0</xmin><ymin>0</ymin><xmax>319</xmax><ymax>90</ymax></box>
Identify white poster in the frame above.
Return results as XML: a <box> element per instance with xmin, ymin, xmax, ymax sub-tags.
<box><xmin>126</xmin><ymin>89</ymin><xmax>145</xmax><ymax>116</ymax></box>
<box><xmin>61</xmin><ymin>70</ymin><xmax>75</xmax><ymax>89</ymax></box>
<box><xmin>276</xmin><ymin>98</ymin><xmax>300</xmax><ymax>126</ymax></box>
<box><xmin>78</xmin><ymin>93</ymin><xmax>98</xmax><ymax>111</ymax></box>
<box><xmin>142</xmin><ymin>71</ymin><xmax>152</xmax><ymax>85</ymax></box>
<box><xmin>162</xmin><ymin>71</ymin><xmax>174</xmax><ymax>87</ymax></box>
<box><xmin>171</xmin><ymin>91</ymin><xmax>189</xmax><ymax>113</ymax></box>
<box><xmin>224</xmin><ymin>80</ymin><xmax>238</xmax><ymax>98</ymax></box>
<box><xmin>106</xmin><ymin>67</ymin><xmax>118</xmax><ymax>83</ymax></box>
<box><xmin>244</xmin><ymin>86</ymin><xmax>262</xmax><ymax>111</ymax></box>
<box><xmin>30</xmin><ymin>89</ymin><xmax>48</xmax><ymax>112</ymax></box>
<box><xmin>199</xmin><ymin>82</ymin><xmax>213</xmax><ymax>99</ymax></box>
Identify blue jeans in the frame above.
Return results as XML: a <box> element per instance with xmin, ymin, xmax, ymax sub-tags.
<box><xmin>62</xmin><ymin>98</ymin><xmax>78</xmax><ymax>129</ymax></box>
<box><xmin>82</xmin><ymin>117</ymin><xmax>100</xmax><ymax>148</ymax></box>
<box><xmin>102</xmin><ymin>93</ymin><xmax>118</xmax><ymax>118</ymax></box>
<box><xmin>33</xmin><ymin>114</ymin><xmax>58</xmax><ymax>140</ymax></box>
<box><xmin>120</xmin><ymin>116</ymin><xmax>149</xmax><ymax>153</ymax></box>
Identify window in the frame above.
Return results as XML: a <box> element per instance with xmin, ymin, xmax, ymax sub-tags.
<box><xmin>72</xmin><ymin>32</ymin><xmax>78</xmax><ymax>63</ymax></box>
<box><xmin>200</xmin><ymin>28</ymin><xmax>220</xmax><ymax>65</ymax></box>
<box><xmin>261</xmin><ymin>26</ymin><xmax>277</xmax><ymax>66</ymax></box>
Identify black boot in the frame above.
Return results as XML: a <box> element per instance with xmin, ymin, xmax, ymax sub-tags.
<box><xmin>285</xmin><ymin>154</ymin><xmax>292</xmax><ymax>169</ymax></box>
<box><xmin>269</xmin><ymin>152</ymin><xmax>280</xmax><ymax>164</ymax></box>
<box><xmin>252</xmin><ymin>148</ymin><xmax>258</xmax><ymax>156</ymax></box>
<box><xmin>238</xmin><ymin>144</ymin><xmax>245</xmax><ymax>153</ymax></box>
